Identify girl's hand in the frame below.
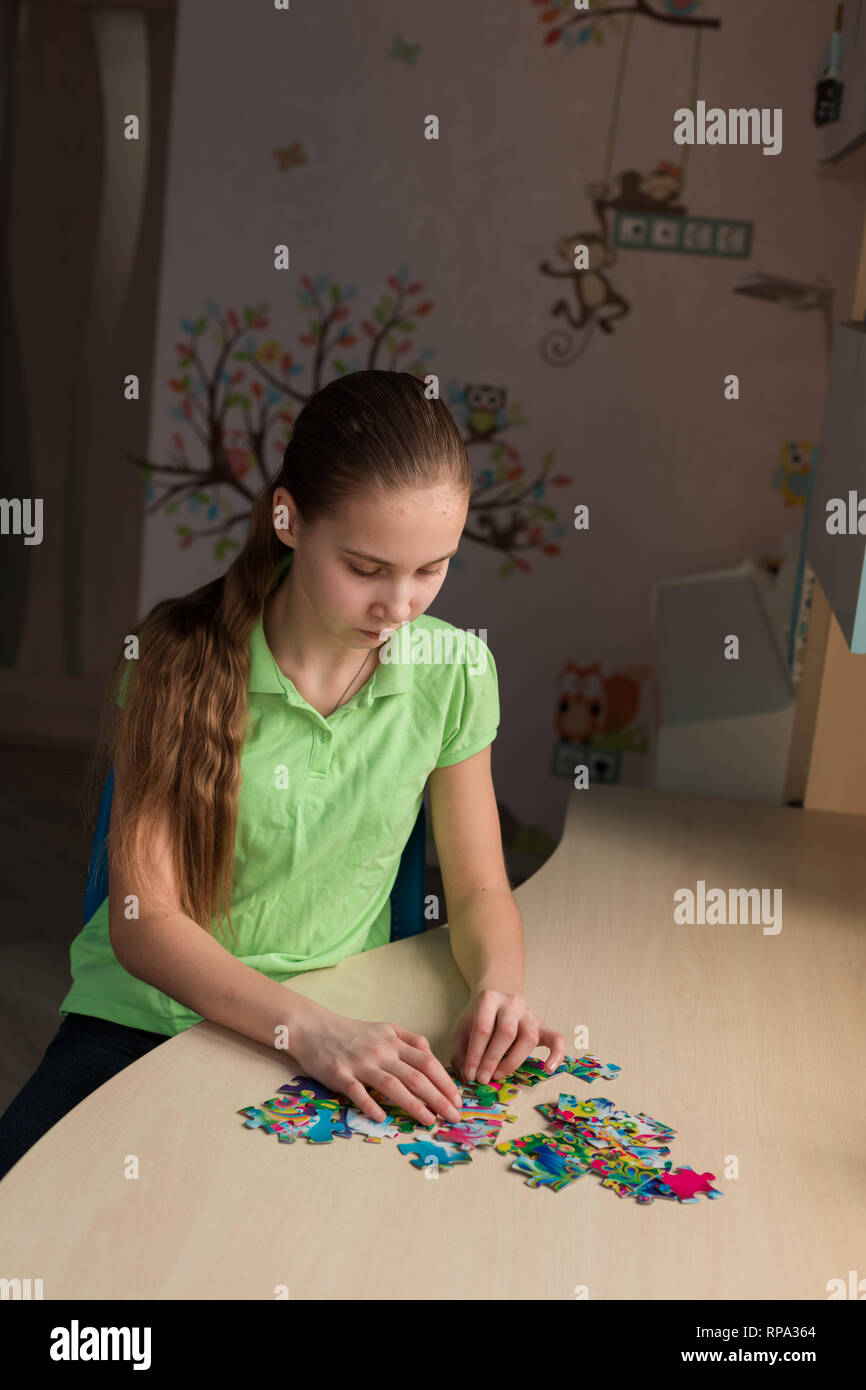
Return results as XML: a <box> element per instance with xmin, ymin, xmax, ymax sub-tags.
<box><xmin>450</xmin><ymin>989</ymin><xmax>567</xmax><ymax>1085</ymax></box>
<box><xmin>289</xmin><ymin>1005</ymin><xmax>463</xmax><ymax>1128</ymax></box>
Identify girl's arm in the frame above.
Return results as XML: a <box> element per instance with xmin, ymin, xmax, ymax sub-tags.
<box><xmin>108</xmin><ymin>779</ymin><xmax>321</xmax><ymax>1050</ymax></box>
<box><xmin>430</xmin><ymin>745</ymin><xmax>567</xmax><ymax>1083</ymax></box>
<box><xmin>112</xmin><ymin>906</ymin><xmax>320</xmax><ymax>1050</ymax></box>
<box><xmin>107</xmin><ymin>775</ymin><xmax>462</xmax><ymax>1127</ymax></box>
<box><xmin>429</xmin><ymin>743</ymin><xmax>521</xmax><ymax>993</ymax></box>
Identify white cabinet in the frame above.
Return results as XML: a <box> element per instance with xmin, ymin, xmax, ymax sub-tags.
<box><xmin>650</xmin><ymin>562</ymin><xmax>797</xmax><ymax>804</ymax></box>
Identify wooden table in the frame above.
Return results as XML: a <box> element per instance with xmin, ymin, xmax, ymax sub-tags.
<box><xmin>1</xmin><ymin>784</ymin><xmax>864</xmax><ymax>1299</ymax></box>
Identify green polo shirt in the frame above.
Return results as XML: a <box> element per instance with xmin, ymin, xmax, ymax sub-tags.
<box><xmin>59</xmin><ymin>555</ymin><xmax>500</xmax><ymax>1036</ymax></box>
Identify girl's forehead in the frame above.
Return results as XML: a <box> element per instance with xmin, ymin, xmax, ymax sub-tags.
<box><xmin>328</xmin><ymin>486</ymin><xmax>467</xmax><ymax>539</ymax></box>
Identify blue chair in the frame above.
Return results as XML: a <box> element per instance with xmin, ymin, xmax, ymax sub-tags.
<box><xmin>83</xmin><ymin>769</ymin><xmax>427</xmax><ymax>940</ymax></box>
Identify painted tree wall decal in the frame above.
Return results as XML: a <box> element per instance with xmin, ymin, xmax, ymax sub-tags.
<box><xmin>128</xmin><ymin>267</ymin><xmax>571</xmax><ymax>575</ymax></box>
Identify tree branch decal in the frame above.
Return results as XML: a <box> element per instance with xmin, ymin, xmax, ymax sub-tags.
<box><xmin>129</xmin><ymin>273</ymin><xmax>571</xmax><ymax>575</ymax></box>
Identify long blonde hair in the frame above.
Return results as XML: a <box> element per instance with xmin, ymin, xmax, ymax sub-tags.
<box><xmin>83</xmin><ymin>371</ymin><xmax>471</xmax><ymax>943</ymax></box>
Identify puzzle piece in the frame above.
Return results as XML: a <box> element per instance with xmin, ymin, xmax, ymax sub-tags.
<box><xmin>623</xmin><ymin>1144</ymin><xmax>672</xmax><ymax>1166</ymax></box>
<box><xmin>238</xmin><ymin>1102</ymin><xmax>314</xmax><ymax>1138</ymax></box>
<box><xmin>344</xmin><ymin>1108</ymin><xmax>402</xmax><ymax>1142</ymax></box>
<box><xmin>655</xmin><ymin>1167</ymin><xmax>722</xmax><ymax>1203</ymax></box>
<box><xmin>502</xmin><ymin>1053</ymin><xmax>622</xmax><ymax>1087</ymax></box>
<box><xmin>237</xmin><ymin>1105</ymin><xmax>279</xmax><ymax>1133</ymax></box>
<box><xmin>544</xmin><ymin>1134</ymin><xmax>597</xmax><ymax>1169</ymax></box>
<box><xmin>509</xmin><ymin>1140</ymin><xmax>591</xmax><ymax>1192</ymax></box>
<box><xmin>459</xmin><ymin>1098</ymin><xmax>518</xmax><ymax>1124</ymax></box>
<box><xmin>432</xmin><ymin>1117</ymin><xmax>502</xmax><ymax>1150</ymax></box>
<box><xmin>368</xmin><ymin>1091</ymin><xmax>437</xmax><ymax>1131</ymax></box>
<box><xmin>549</xmin><ymin>1093</ymin><xmax>610</xmax><ymax>1124</ymax></box>
<box><xmin>301</xmin><ymin>1108</ymin><xmax>353</xmax><ymax>1144</ymax></box>
<box><xmin>397</xmin><ymin>1139</ymin><xmax>472</xmax><ymax>1172</ymax></box>
<box><xmin>277</xmin><ymin>1076</ymin><xmax>341</xmax><ymax>1108</ymax></box>
<box><xmin>260</xmin><ymin>1096</ymin><xmax>317</xmax><ymax>1123</ymax></box>
<box><xmin>632</xmin><ymin>1174</ymin><xmax>681</xmax><ymax>1203</ymax></box>
<box><xmin>634</xmin><ymin>1112</ymin><xmax>677</xmax><ymax>1140</ymax></box>
<box><xmin>505</xmin><ymin>1057</ymin><xmax>556</xmax><ymax>1087</ymax></box>
<box><xmin>561</xmin><ymin>1053</ymin><xmax>623</xmax><ymax>1082</ymax></box>
<box><xmin>495</xmin><ymin>1131</ymin><xmax>556</xmax><ymax>1157</ymax></box>
<box><xmin>537</xmin><ymin>1095</ymin><xmax>618</xmax><ymax>1123</ymax></box>
<box><xmin>446</xmin><ymin>1067</ymin><xmax>520</xmax><ymax>1106</ymax></box>
<box><xmin>592</xmin><ymin>1152</ymin><xmax>665</xmax><ymax>1185</ymax></box>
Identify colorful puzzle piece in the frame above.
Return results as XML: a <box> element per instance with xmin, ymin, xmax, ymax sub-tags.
<box><xmin>509</xmin><ymin>1140</ymin><xmax>591</xmax><ymax>1192</ymax></box>
<box><xmin>344</xmin><ymin>1108</ymin><xmax>402</xmax><ymax>1142</ymax></box>
<box><xmin>432</xmin><ymin>1117</ymin><xmax>502</xmax><ymax>1150</ymax></box>
<box><xmin>446</xmin><ymin>1066</ymin><xmax>520</xmax><ymax>1107</ymax></box>
<box><xmin>277</xmin><ymin>1076</ymin><xmax>342</xmax><ymax>1107</ymax></box>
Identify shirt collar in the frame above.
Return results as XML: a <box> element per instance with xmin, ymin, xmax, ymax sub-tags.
<box><xmin>247</xmin><ymin>550</ymin><xmax>412</xmax><ymax>704</ymax></box>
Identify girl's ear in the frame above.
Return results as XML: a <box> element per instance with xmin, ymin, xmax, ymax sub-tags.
<box><xmin>272</xmin><ymin>488</ymin><xmax>295</xmax><ymax>543</ymax></box>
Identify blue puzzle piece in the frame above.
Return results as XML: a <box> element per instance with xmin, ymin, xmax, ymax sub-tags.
<box><xmin>302</xmin><ymin>1108</ymin><xmax>352</xmax><ymax>1143</ymax></box>
<box><xmin>238</xmin><ymin>1106</ymin><xmax>275</xmax><ymax>1132</ymax></box>
<box><xmin>397</xmin><ymin>1140</ymin><xmax>472</xmax><ymax>1171</ymax></box>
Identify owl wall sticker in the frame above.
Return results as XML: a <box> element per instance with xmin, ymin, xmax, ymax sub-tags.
<box><xmin>773</xmin><ymin>441</ymin><xmax>816</xmax><ymax>507</ymax></box>
<box><xmin>464</xmin><ymin>384</ymin><xmax>509</xmax><ymax>442</ymax></box>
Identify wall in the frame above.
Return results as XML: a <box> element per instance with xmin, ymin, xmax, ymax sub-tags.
<box><xmin>135</xmin><ymin>0</ymin><xmax>866</xmax><ymax>852</ymax></box>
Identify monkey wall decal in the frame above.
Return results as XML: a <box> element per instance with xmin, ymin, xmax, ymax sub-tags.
<box><xmin>538</xmin><ymin>183</ymin><xmax>631</xmax><ymax>365</ymax></box>
<box><xmin>597</xmin><ymin>161</ymin><xmax>686</xmax><ymax>216</ymax></box>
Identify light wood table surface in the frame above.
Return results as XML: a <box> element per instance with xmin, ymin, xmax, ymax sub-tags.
<box><xmin>1</xmin><ymin>784</ymin><xmax>864</xmax><ymax>1299</ymax></box>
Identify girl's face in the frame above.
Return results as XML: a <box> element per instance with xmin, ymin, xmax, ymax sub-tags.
<box><xmin>274</xmin><ymin>482</ymin><xmax>470</xmax><ymax>647</ymax></box>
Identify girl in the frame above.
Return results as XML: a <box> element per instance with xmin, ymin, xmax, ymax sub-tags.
<box><xmin>0</xmin><ymin>371</ymin><xmax>565</xmax><ymax>1181</ymax></box>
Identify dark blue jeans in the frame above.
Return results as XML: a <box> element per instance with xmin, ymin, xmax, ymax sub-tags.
<box><xmin>0</xmin><ymin>1011</ymin><xmax>170</xmax><ymax>1182</ymax></box>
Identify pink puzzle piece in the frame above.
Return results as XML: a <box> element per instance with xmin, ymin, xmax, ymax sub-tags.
<box><xmin>433</xmin><ymin>1117</ymin><xmax>500</xmax><ymax>1150</ymax></box>
<box><xmin>656</xmin><ymin>1167</ymin><xmax>722</xmax><ymax>1203</ymax></box>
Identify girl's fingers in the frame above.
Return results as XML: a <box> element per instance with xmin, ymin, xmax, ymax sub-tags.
<box><xmin>364</xmin><ymin>1067</ymin><xmax>441</xmax><ymax>1128</ymax></box>
<box><xmin>391</xmin><ymin>1025</ymin><xmax>432</xmax><ymax>1052</ymax></box>
<box><xmin>462</xmin><ymin>997</ymin><xmax>499</xmax><ymax>1081</ymax></box>
<box><xmin>489</xmin><ymin>1022</ymin><xmax>541</xmax><ymax>1082</ymax></box>
<box><xmin>392</xmin><ymin>1029</ymin><xmax>461</xmax><ymax>1103</ymax></box>
<box><xmin>473</xmin><ymin>1014</ymin><xmax>523</xmax><ymax>1084</ymax></box>
<box><xmin>538</xmin><ymin>1025</ymin><xmax>569</xmax><ymax>1073</ymax></box>
<box><xmin>476</xmin><ymin>1017</ymin><xmax>538</xmax><ymax>1084</ymax></box>
<box><xmin>337</xmin><ymin>1063</ymin><xmax>449</xmax><ymax>1130</ymax></box>
<box><xmin>329</xmin><ymin>1021</ymin><xmax>570</xmax><ymax>1128</ymax></box>
<box><xmin>336</xmin><ymin>1073</ymin><xmax>389</xmax><ymax>1124</ymax></box>
<box><xmin>400</xmin><ymin>1044</ymin><xmax>462</xmax><ymax>1106</ymax></box>
<box><xmin>392</xmin><ymin>1054</ymin><xmax>462</xmax><ymax>1119</ymax></box>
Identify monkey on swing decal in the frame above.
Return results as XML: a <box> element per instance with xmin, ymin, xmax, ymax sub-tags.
<box><xmin>534</xmin><ymin>1</ymin><xmax>756</xmax><ymax>366</ymax></box>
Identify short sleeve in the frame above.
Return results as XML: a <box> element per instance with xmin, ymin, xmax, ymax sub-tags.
<box><xmin>434</xmin><ymin>632</ymin><xmax>500</xmax><ymax>768</ymax></box>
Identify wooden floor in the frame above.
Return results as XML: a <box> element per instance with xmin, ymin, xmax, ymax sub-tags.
<box><xmin>0</xmin><ymin>743</ymin><xmax>95</xmax><ymax>1113</ymax></box>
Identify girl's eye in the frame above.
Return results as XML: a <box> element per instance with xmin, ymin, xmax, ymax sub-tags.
<box><xmin>347</xmin><ymin>562</ymin><xmax>444</xmax><ymax>579</ymax></box>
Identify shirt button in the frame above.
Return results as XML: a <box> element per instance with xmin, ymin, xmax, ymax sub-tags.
<box><xmin>318</xmin><ymin>730</ymin><xmax>329</xmax><ymax>742</ymax></box>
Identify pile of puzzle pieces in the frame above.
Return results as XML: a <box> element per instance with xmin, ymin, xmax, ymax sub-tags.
<box><xmin>496</xmin><ymin>1093</ymin><xmax>722</xmax><ymax>1203</ymax></box>
<box><xmin>237</xmin><ymin>1051</ymin><xmax>722</xmax><ymax>1204</ymax></box>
